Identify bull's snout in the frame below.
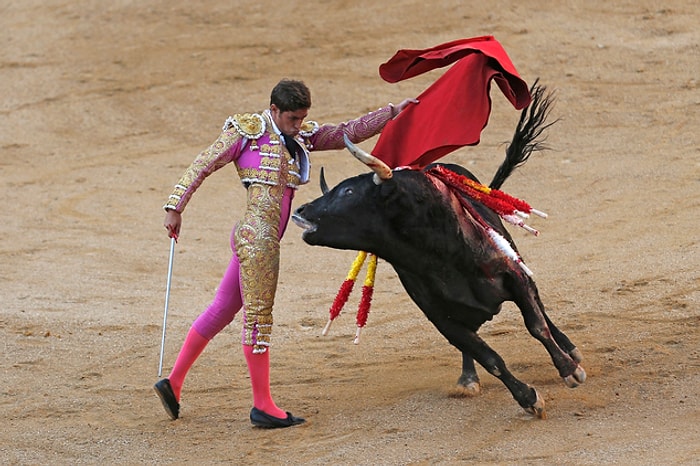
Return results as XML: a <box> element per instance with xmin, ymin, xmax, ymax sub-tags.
<box><xmin>291</xmin><ymin>206</ymin><xmax>316</xmax><ymax>234</ymax></box>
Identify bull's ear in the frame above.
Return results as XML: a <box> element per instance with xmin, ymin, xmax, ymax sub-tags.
<box><xmin>376</xmin><ymin>176</ymin><xmax>415</xmax><ymax>227</ymax></box>
<box><xmin>377</xmin><ymin>172</ymin><xmax>424</xmax><ymax>214</ymax></box>
<box><xmin>377</xmin><ymin>176</ymin><xmax>400</xmax><ymax>202</ymax></box>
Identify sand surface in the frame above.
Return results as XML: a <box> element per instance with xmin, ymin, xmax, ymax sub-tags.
<box><xmin>2</xmin><ymin>1</ymin><xmax>698</xmax><ymax>464</ymax></box>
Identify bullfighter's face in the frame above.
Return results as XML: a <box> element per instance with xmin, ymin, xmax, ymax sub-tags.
<box><xmin>270</xmin><ymin>104</ymin><xmax>308</xmax><ymax>136</ymax></box>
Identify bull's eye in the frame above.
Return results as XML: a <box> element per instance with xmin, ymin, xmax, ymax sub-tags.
<box><xmin>341</xmin><ymin>187</ymin><xmax>353</xmax><ymax>197</ymax></box>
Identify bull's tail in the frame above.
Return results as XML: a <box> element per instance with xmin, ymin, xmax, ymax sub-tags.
<box><xmin>489</xmin><ymin>80</ymin><xmax>557</xmax><ymax>190</ymax></box>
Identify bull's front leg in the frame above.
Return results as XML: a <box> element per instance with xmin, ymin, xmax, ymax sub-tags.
<box><xmin>434</xmin><ymin>317</ymin><xmax>546</xmax><ymax>418</ymax></box>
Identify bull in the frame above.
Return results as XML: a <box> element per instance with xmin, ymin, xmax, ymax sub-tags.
<box><xmin>292</xmin><ymin>84</ymin><xmax>585</xmax><ymax>418</ymax></box>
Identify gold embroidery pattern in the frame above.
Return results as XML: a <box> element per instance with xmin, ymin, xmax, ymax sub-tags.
<box><xmin>227</xmin><ymin>113</ymin><xmax>265</xmax><ymax>139</ymax></box>
<box><xmin>235</xmin><ymin>133</ymin><xmax>302</xmax><ymax>189</ymax></box>
<box><xmin>235</xmin><ymin>184</ymin><xmax>283</xmax><ymax>352</ymax></box>
<box><xmin>260</xmin><ymin>156</ymin><xmax>281</xmax><ymax>169</ymax></box>
<box><xmin>238</xmin><ymin>168</ymin><xmax>279</xmax><ymax>186</ymax></box>
<box><xmin>235</xmin><ymin>149</ymin><xmax>294</xmax><ymax>353</ymax></box>
<box><xmin>299</xmin><ymin>120</ymin><xmax>319</xmax><ymax>138</ymax></box>
<box><xmin>164</xmin><ymin>130</ymin><xmax>241</xmax><ymax>211</ymax></box>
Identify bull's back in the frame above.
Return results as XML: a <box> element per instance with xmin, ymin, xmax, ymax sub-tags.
<box><xmin>426</xmin><ymin>163</ymin><xmax>516</xmax><ymax>248</ymax></box>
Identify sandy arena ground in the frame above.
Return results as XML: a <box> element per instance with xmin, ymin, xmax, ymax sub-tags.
<box><xmin>1</xmin><ymin>1</ymin><xmax>698</xmax><ymax>464</ymax></box>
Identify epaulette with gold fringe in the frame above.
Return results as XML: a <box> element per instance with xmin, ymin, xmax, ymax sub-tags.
<box><xmin>299</xmin><ymin>120</ymin><xmax>319</xmax><ymax>138</ymax></box>
<box><xmin>222</xmin><ymin>113</ymin><xmax>266</xmax><ymax>139</ymax></box>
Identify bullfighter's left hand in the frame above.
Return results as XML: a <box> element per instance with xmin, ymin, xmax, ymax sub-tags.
<box><xmin>391</xmin><ymin>98</ymin><xmax>419</xmax><ymax>117</ymax></box>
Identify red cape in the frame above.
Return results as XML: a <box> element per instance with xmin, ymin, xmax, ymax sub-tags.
<box><xmin>372</xmin><ymin>36</ymin><xmax>531</xmax><ymax>169</ymax></box>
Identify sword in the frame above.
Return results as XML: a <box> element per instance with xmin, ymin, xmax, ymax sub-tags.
<box><xmin>158</xmin><ymin>235</ymin><xmax>176</xmax><ymax>377</ymax></box>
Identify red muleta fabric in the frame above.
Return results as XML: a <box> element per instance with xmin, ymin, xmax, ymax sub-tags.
<box><xmin>372</xmin><ymin>36</ymin><xmax>532</xmax><ymax>169</ymax></box>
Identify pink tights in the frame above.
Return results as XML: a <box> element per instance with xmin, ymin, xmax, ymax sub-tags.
<box><xmin>166</xmin><ymin>188</ymin><xmax>294</xmax><ymax>419</ymax></box>
<box><xmin>191</xmin><ymin>250</ymin><xmax>244</xmax><ymax>340</ymax></box>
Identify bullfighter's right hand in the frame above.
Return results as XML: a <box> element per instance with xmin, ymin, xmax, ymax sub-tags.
<box><xmin>164</xmin><ymin>209</ymin><xmax>181</xmax><ymax>240</ymax></box>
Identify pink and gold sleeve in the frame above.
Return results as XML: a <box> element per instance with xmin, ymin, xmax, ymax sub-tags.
<box><xmin>163</xmin><ymin>130</ymin><xmax>243</xmax><ymax>212</ymax></box>
<box><xmin>309</xmin><ymin>104</ymin><xmax>395</xmax><ymax>151</ymax></box>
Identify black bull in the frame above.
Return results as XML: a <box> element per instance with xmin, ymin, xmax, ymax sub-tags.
<box><xmin>292</xmin><ymin>84</ymin><xmax>586</xmax><ymax>418</ymax></box>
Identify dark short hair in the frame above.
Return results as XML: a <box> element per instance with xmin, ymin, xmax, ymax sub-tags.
<box><xmin>270</xmin><ymin>79</ymin><xmax>312</xmax><ymax>112</ymax></box>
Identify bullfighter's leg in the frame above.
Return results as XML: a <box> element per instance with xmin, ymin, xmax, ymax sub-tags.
<box><xmin>433</xmin><ymin>317</ymin><xmax>546</xmax><ymax>418</ymax></box>
<box><xmin>450</xmin><ymin>353</ymin><xmax>481</xmax><ymax>397</ymax></box>
<box><xmin>510</xmin><ymin>276</ymin><xmax>586</xmax><ymax>387</ymax></box>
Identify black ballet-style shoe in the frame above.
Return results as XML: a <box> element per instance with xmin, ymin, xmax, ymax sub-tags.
<box><xmin>249</xmin><ymin>407</ymin><xmax>306</xmax><ymax>428</ymax></box>
<box><xmin>154</xmin><ymin>379</ymin><xmax>180</xmax><ymax>420</ymax></box>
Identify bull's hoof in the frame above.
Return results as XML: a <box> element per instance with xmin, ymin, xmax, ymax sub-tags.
<box><xmin>570</xmin><ymin>347</ymin><xmax>584</xmax><ymax>364</ymax></box>
<box><xmin>448</xmin><ymin>381</ymin><xmax>481</xmax><ymax>398</ymax></box>
<box><xmin>563</xmin><ymin>365</ymin><xmax>587</xmax><ymax>388</ymax></box>
<box><xmin>524</xmin><ymin>389</ymin><xmax>547</xmax><ymax>419</ymax></box>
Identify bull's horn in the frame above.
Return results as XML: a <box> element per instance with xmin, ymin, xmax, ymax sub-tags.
<box><xmin>319</xmin><ymin>166</ymin><xmax>329</xmax><ymax>195</ymax></box>
<box><xmin>343</xmin><ymin>134</ymin><xmax>392</xmax><ymax>184</ymax></box>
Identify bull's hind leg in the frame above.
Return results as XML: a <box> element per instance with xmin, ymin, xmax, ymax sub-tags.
<box><xmin>434</xmin><ymin>318</ymin><xmax>546</xmax><ymax>418</ymax></box>
<box><xmin>450</xmin><ymin>354</ymin><xmax>481</xmax><ymax>397</ymax></box>
<box><xmin>511</xmin><ymin>276</ymin><xmax>586</xmax><ymax>387</ymax></box>
<box><xmin>542</xmin><ymin>308</ymin><xmax>584</xmax><ymax>364</ymax></box>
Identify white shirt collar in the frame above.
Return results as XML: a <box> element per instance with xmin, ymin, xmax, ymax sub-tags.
<box><xmin>263</xmin><ymin>108</ymin><xmax>283</xmax><ymax>137</ymax></box>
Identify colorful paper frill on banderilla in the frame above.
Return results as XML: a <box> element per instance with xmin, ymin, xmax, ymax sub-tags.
<box><xmin>426</xmin><ymin>164</ymin><xmax>547</xmax><ymax>276</ymax></box>
<box><xmin>323</xmin><ymin>251</ymin><xmax>377</xmax><ymax>344</ymax></box>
